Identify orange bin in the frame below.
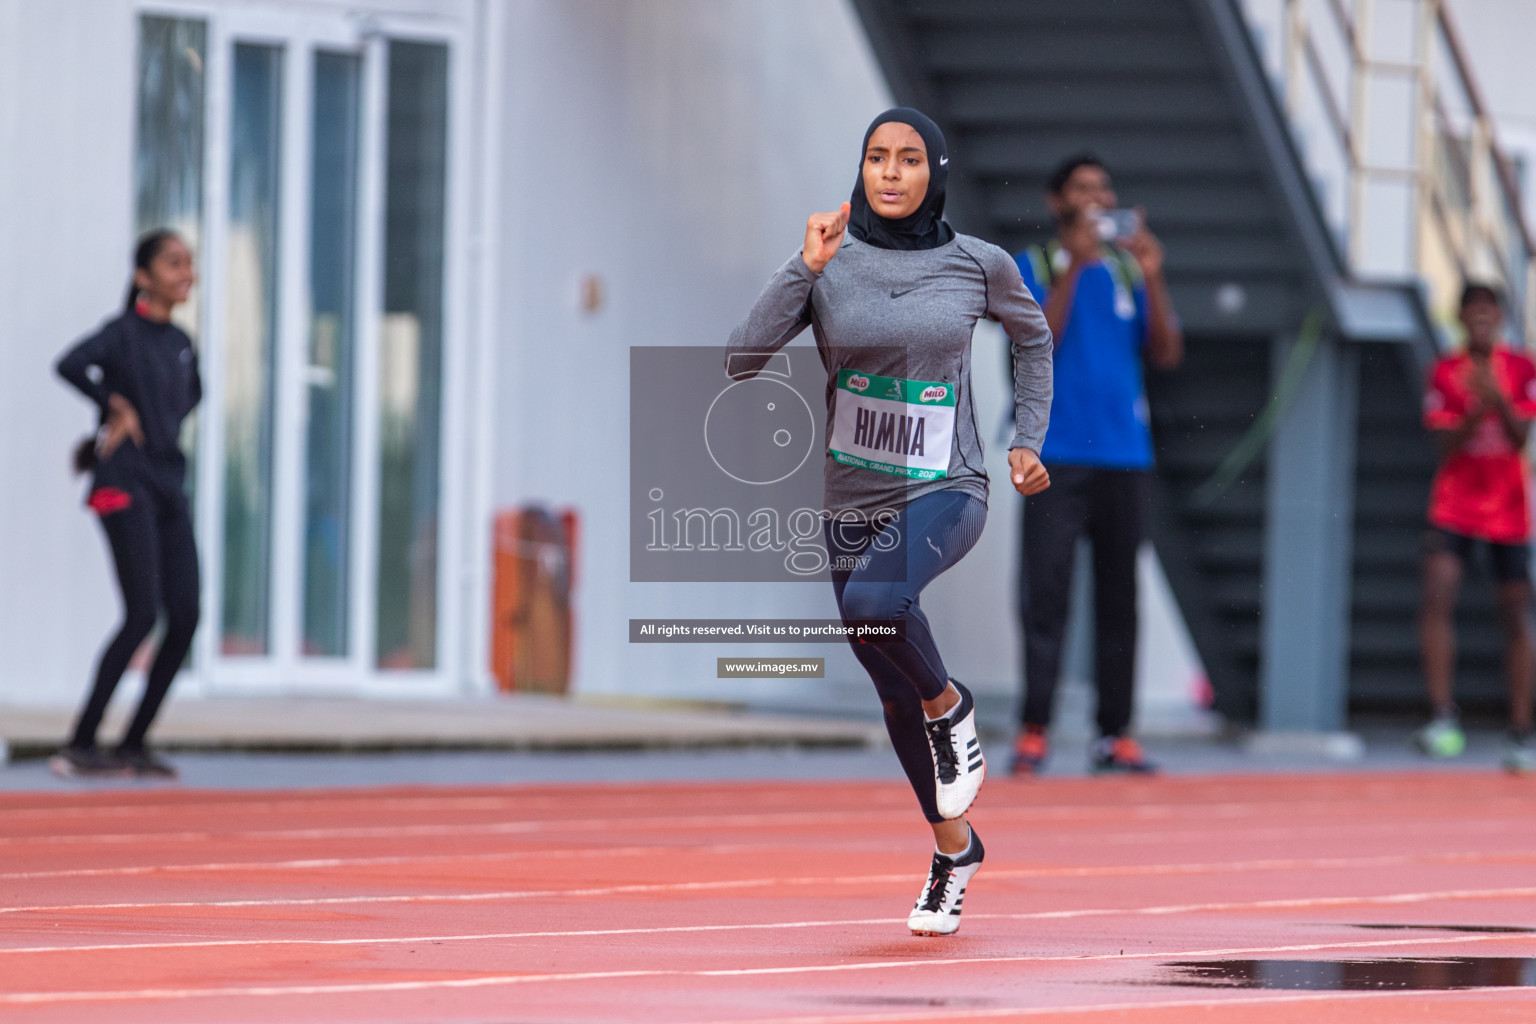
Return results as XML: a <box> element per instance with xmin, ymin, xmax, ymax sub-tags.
<box><xmin>490</xmin><ymin>506</ymin><xmax>578</xmax><ymax>694</ymax></box>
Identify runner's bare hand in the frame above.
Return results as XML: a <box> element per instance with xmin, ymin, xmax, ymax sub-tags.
<box><xmin>1009</xmin><ymin>447</ymin><xmax>1050</xmax><ymax>496</ymax></box>
<box><xmin>100</xmin><ymin>393</ymin><xmax>145</xmax><ymax>459</ymax></box>
<box><xmin>802</xmin><ymin>202</ymin><xmax>851</xmax><ymax>274</ymax></box>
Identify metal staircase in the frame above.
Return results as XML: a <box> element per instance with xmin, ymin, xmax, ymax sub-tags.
<box><xmin>850</xmin><ymin>0</ymin><xmax>1533</xmax><ymax>722</ymax></box>
<box><xmin>852</xmin><ymin>0</ymin><xmax>1315</xmax><ymax>721</ymax></box>
<box><xmin>856</xmin><ymin>0</ymin><xmax>1313</xmax><ymax>335</ymax></box>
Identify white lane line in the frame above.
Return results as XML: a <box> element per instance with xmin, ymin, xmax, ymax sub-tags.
<box><xmin>0</xmin><ymin>792</ymin><xmax>1415</xmax><ymax>822</ymax></box>
<box><xmin>1</xmin><ymin>917</ymin><xmax>897</xmax><ymax>955</ymax></box>
<box><xmin>0</xmin><ymin>808</ymin><xmax>918</xmax><ymax>847</ymax></box>
<box><xmin>4</xmin><ymin>854</ymin><xmax>1533</xmax><ymax>920</ymax></box>
<box><xmin>3</xmin><ymin>932</ymin><xmax>1531</xmax><ymax>1005</ymax></box>
<box><xmin>0</xmin><ymin>794</ymin><xmax>571</xmax><ymax>821</ymax></box>
<box><xmin>2</xmin><ymin>843</ymin><xmax>1511</xmax><ymax>886</ymax></box>
<box><xmin>6</xmin><ymin>819</ymin><xmax>1532</xmax><ymax>882</ymax></box>
<box><xmin>3</xmin><ymin>775</ymin><xmax>1524</xmax><ymax>824</ymax></box>
<box><xmin>0</xmin><ymin>854</ymin><xmax>1524</xmax><ymax>917</ymax></box>
<box><xmin>693</xmin><ymin>932</ymin><xmax>1535</xmax><ymax>977</ymax></box>
<box><xmin>3</xmin><ymin>884</ymin><xmax>1535</xmax><ymax>956</ymax></box>
<box><xmin>691</xmin><ymin>986</ymin><xmax>1536</xmax><ymax>1024</ymax></box>
<box><xmin>0</xmin><ymin>844</ymin><xmax>688</xmax><ymax>881</ymax></box>
<box><xmin>4</xmin><ymin>796</ymin><xmax>1531</xmax><ymax>847</ymax></box>
<box><xmin>1083</xmin><ymin>817</ymin><xmax>1533</xmax><ymax>848</ymax></box>
<box><xmin>0</xmin><ymin>788</ymin><xmax>902</xmax><ymax>822</ymax></box>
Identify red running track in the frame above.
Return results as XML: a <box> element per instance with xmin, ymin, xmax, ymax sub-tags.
<box><xmin>1</xmin><ymin>771</ymin><xmax>1535</xmax><ymax>1023</ymax></box>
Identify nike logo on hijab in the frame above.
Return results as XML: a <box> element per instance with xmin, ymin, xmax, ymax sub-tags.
<box><xmin>847</xmin><ymin>107</ymin><xmax>955</xmax><ymax>251</ymax></box>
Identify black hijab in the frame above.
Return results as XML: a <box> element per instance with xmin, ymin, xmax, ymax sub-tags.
<box><xmin>847</xmin><ymin>107</ymin><xmax>955</xmax><ymax>251</ymax></box>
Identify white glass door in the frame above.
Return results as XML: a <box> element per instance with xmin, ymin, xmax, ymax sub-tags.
<box><xmin>186</xmin><ymin>4</ymin><xmax>465</xmax><ymax>692</ymax></box>
<box><xmin>132</xmin><ymin>0</ymin><xmax>468</xmax><ymax>697</ymax></box>
<box><xmin>374</xmin><ymin>39</ymin><xmax>451</xmax><ymax>673</ymax></box>
<box><xmin>300</xmin><ymin>47</ymin><xmax>365</xmax><ymax>661</ymax></box>
<box><xmin>219</xmin><ymin>36</ymin><xmax>282</xmax><ymax>659</ymax></box>
<box><xmin>193</xmin><ymin>11</ymin><xmax>384</xmax><ymax>687</ymax></box>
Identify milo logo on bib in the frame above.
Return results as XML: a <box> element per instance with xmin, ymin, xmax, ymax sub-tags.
<box><xmin>828</xmin><ymin>368</ymin><xmax>956</xmax><ymax>480</ymax></box>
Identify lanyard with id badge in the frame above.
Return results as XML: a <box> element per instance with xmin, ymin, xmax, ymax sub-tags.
<box><xmin>827</xmin><ymin>368</ymin><xmax>956</xmax><ymax>480</ymax></box>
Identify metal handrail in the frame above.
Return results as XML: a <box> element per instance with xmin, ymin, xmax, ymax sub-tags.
<box><xmin>1434</xmin><ymin>4</ymin><xmax>1531</xmax><ymax>243</ymax></box>
<box><xmin>1241</xmin><ymin>0</ymin><xmax>1536</xmax><ymax>345</ymax></box>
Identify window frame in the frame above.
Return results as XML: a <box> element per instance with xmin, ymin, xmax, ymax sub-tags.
<box><xmin>134</xmin><ymin>2</ymin><xmax>471</xmax><ymax>696</ymax></box>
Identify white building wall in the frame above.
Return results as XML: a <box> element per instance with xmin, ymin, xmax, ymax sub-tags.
<box><xmin>487</xmin><ymin>1</ymin><xmax>1202</xmax><ymax>713</ymax></box>
<box><xmin>489</xmin><ymin>0</ymin><xmax>910</xmax><ymax>702</ymax></box>
<box><xmin>0</xmin><ymin>0</ymin><xmax>919</xmax><ymax>707</ymax></box>
<box><xmin>0</xmin><ymin>0</ymin><xmax>479</xmax><ymax>706</ymax></box>
<box><xmin>0</xmin><ymin>0</ymin><xmax>1193</xmax><ymax>716</ymax></box>
<box><xmin>0</xmin><ymin>1</ymin><xmax>139</xmax><ymax>705</ymax></box>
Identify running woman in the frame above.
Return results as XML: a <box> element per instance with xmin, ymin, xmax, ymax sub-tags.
<box><xmin>51</xmin><ymin>230</ymin><xmax>202</xmax><ymax>780</ymax></box>
<box><xmin>1418</xmin><ymin>283</ymin><xmax>1536</xmax><ymax>774</ymax></box>
<box><xmin>727</xmin><ymin>108</ymin><xmax>1053</xmax><ymax>935</ymax></box>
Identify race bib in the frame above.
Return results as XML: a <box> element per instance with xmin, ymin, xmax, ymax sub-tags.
<box><xmin>827</xmin><ymin>369</ymin><xmax>955</xmax><ymax>480</ymax></box>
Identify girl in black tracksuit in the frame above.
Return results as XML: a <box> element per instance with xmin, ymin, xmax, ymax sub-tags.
<box><xmin>52</xmin><ymin>230</ymin><xmax>202</xmax><ymax>779</ymax></box>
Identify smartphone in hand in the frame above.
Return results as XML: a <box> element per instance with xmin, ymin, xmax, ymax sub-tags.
<box><xmin>1095</xmin><ymin>208</ymin><xmax>1141</xmax><ymax>242</ymax></box>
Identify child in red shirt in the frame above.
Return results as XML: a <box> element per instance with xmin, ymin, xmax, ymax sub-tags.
<box><xmin>1419</xmin><ymin>283</ymin><xmax>1536</xmax><ymax>773</ymax></box>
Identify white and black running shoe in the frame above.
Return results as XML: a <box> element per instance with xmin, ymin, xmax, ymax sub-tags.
<box><xmin>907</xmin><ymin>827</ymin><xmax>985</xmax><ymax>936</ymax></box>
<box><xmin>925</xmin><ymin>679</ymin><xmax>985</xmax><ymax>820</ymax></box>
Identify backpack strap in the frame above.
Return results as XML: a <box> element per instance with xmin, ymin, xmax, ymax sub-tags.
<box><xmin>1030</xmin><ymin>239</ymin><xmax>1143</xmax><ymax>294</ymax></box>
<box><xmin>1105</xmin><ymin>244</ymin><xmax>1143</xmax><ymax>297</ymax></box>
<box><xmin>1023</xmin><ymin>243</ymin><xmax>1053</xmax><ymax>290</ymax></box>
<box><xmin>1027</xmin><ymin>241</ymin><xmax>1144</xmax><ymax>338</ymax></box>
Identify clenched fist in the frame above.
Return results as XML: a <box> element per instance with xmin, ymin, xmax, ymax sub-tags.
<box><xmin>802</xmin><ymin>202</ymin><xmax>851</xmax><ymax>274</ymax></box>
<box><xmin>1009</xmin><ymin>447</ymin><xmax>1050</xmax><ymax>496</ymax></box>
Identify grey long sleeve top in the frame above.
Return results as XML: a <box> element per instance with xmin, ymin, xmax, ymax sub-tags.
<box><xmin>726</xmin><ymin>234</ymin><xmax>1052</xmax><ymax>516</ymax></box>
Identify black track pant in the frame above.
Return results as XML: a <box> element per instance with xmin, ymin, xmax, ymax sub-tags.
<box><xmin>1018</xmin><ymin>466</ymin><xmax>1149</xmax><ymax>739</ymax></box>
<box><xmin>71</xmin><ymin>478</ymin><xmax>200</xmax><ymax>750</ymax></box>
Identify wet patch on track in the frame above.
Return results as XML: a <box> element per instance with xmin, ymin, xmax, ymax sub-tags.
<box><xmin>1154</xmin><ymin>957</ymin><xmax>1536</xmax><ymax>991</ymax></box>
<box><xmin>1344</xmin><ymin>922</ymin><xmax>1536</xmax><ymax>934</ymax></box>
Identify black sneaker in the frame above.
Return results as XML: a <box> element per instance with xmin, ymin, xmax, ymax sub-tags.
<box><xmin>113</xmin><ymin>746</ymin><xmax>180</xmax><ymax>780</ymax></box>
<box><xmin>47</xmin><ymin>745</ymin><xmax>129</xmax><ymax>780</ymax></box>
<box><xmin>925</xmin><ymin>679</ymin><xmax>986</xmax><ymax>819</ymax></box>
<box><xmin>907</xmin><ymin>826</ymin><xmax>985</xmax><ymax>936</ymax></box>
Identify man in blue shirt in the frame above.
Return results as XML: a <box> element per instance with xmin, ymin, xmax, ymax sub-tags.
<box><xmin>1012</xmin><ymin>154</ymin><xmax>1183</xmax><ymax>775</ymax></box>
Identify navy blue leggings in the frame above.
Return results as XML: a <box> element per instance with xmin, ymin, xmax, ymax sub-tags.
<box><xmin>826</xmin><ymin>490</ymin><xmax>987</xmax><ymax>822</ymax></box>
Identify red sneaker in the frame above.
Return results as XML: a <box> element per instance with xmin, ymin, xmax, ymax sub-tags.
<box><xmin>1092</xmin><ymin>736</ymin><xmax>1158</xmax><ymax>775</ymax></box>
<box><xmin>1011</xmin><ymin>731</ymin><xmax>1049</xmax><ymax>776</ymax></box>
